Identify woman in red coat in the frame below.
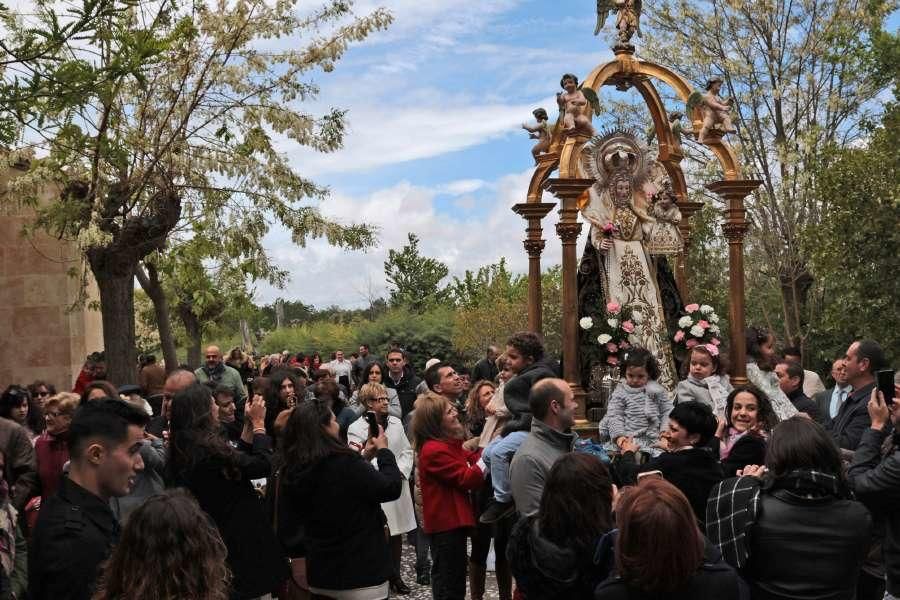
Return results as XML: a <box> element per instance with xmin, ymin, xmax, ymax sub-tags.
<box><xmin>412</xmin><ymin>391</ymin><xmax>486</xmax><ymax>600</ymax></box>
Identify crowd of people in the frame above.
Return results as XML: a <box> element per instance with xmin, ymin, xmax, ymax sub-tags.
<box><xmin>0</xmin><ymin>329</ymin><xmax>896</xmax><ymax>600</ymax></box>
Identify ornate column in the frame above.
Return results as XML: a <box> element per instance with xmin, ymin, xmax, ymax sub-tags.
<box><xmin>706</xmin><ymin>179</ymin><xmax>761</xmax><ymax>386</ymax></box>
<box><xmin>543</xmin><ymin>176</ymin><xmax>594</xmax><ymax>419</ymax></box>
<box><xmin>512</xmin><ymin>202</ymin><xmax>556</xmax><ymax>333</ymax></box>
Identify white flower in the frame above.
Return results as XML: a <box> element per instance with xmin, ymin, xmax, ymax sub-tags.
<box><xmin>710</xmin><ymin>324</ymin><xmax>721</xmax><ymax>334</ymax></box>
<box><xmin>678</xmin><ymin>316</ymin><xmax>693</xmax><ymax>328</ymax></box>
<box><xmin>700</xmin><ymin>304</ymin><xmax>714</xmax><ymax>314</ymax></box>
<box><xmin>607</xmin><ymin>318</ymin><xmax>619</xmax><ymax>329</ymax></box>
<box><xmin>710</xmin><ymin>314</ymin><xmax>720</xmax><ymax>323</ymax></box>
<box><xmin>598</xmin><ymin>334</ymin><xmax>612</xmax><ymax>344</ymax></box>
<box><xmin>631</xmin><ymin>310</ymin><xmax>643</xmax><ymax>324</ymax></box>
<box><xmin>690</xmin><ymin>325</ymin><xmax>705</xmax><ymax>337</ymax></box>
<box><xmin>579</xmin><ymin>316</ymin><xmax>594</xmax><ymax>330</ymax></box>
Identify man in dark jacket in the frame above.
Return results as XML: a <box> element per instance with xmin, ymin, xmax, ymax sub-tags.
<box><xmin>0</xmin><ymin>413</ymin><xmax>37</xmax><ymax>511</ymax></box>
<box><xmin>472</xmin><ymin>345</ymin><xmax>500</xmax><ymax>383</ymax></box>
<box><xmin>384</xmin><ymin>348</ymin><xmax>422</xmax><ymax>419</ymax></box>
<box><xmin>848</xmin><ymin>379</ymin><xmax>900</xmax><ymax>600</ymax></box>
<box><xmin>29</xmin><ymin>400</ymin><xmax>148</xmax><ymax>600</ymax></box>
<box><xmin>775</xmin><ymin>359</ymin><xmax>821</xmax><ymax>421</ymax></box>
<box><xmin>828</xmin><ymin>339</ymin><xmax>885</xmax><ymax>450</ymax></box>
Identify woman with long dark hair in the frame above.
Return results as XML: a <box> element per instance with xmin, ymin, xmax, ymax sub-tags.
<box><xmin>279</xmin><ymin>398</ymin><xmax>402</xmax><ymax>599</ymax></box>
<box><xmin>595</xmin><ymin>478</ymin><xmax>745</xmax><ymax>599</ymax></box>
<box><xmin>166</xmin><ymin>383</ymin><xmax>286</xmax><ymax>600</ymax></box>
<box><xmin>507</xmin><ymin>453</ymin><xmax>614</xmax><ymax>599</ymax></box>
<box><xmin>0</xmin><ymin>385</ymin><xmax>43</xmax><ymax>440</ymax></box>
<box><xmin>349</xmin><ymin>362</ymin><xmax>401</xmax><ymax>419</ymax></box>
<box><xmin>92</xmin><ymin>489</ymin><xmax>231</xmax><ymax>600</ymax></box>
<box><xmin>707</xmin><ymin>417</ymin><xmax>872</xmax><ymax>600</ymax></box>
<box><xmin>715</xmin><ymin>385</ymin><xmax>778</xmax><ymax>477</ymax></box>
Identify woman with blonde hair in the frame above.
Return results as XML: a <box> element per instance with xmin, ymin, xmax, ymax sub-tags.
<box><xmin>35</xmin><ymin>393</ymin><xmax>80</xmax><ymax>498</ymax></box>
<box><xmin>347</xmin><ymin>382</ymin><xmax>415</xmax><ymax>594</ymax></box>
<box><xmin>92</xmin><ymin>489</ymin><xmax>231</xmax><ymax>600</ymax></box>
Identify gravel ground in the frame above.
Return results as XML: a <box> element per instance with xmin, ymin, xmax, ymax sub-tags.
<box><xmin>396</xmin><ymin>537</ymin><xmax>502</xmax><ymax>599</ymax></box>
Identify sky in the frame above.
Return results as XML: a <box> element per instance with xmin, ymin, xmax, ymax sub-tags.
<box><xmin>246</xmin><ymin>0</ymin><xmax>900</xmax><ymax>309</ymax></box>
<box><xmin>256</xmin><ymin>0</ymin><xmax>618</xmax><ymax>308</ymax></box>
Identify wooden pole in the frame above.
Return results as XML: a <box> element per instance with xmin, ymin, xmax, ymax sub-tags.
<box><xmin>543</xmin><ymin>177</ymin><xmax>594</xmax><ymax>419</ymax></box>
<box><xmin>706</xmin><ymin>179</ymin><xmax>761</xmax><ymax>386</ymax></box>
<box><xmin>513</xmin><ymin>202</ymin><xmax>556</xmax><ymax>333</ymax></box>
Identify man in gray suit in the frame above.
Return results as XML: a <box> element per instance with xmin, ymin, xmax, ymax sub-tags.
<box><xmin>813</xmin><ymin>358</ymin><xmax>853</xmax><ymax>426</ymax></box>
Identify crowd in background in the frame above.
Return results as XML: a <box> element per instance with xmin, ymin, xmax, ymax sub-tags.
<box><xmin>0</xmin><ymin>328</ymin><xmax>896</xmax><ymax>600</ymax></box>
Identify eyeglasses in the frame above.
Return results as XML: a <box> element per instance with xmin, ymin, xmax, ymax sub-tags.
<box><xmin>374</xmin><ymin>397</ymin><xmax>389</xmax><ymax>402</ymax></box>
<box><xmin>46</xmin><ymin>411</ymin><xmax>62</xmax><ymax>418</ymax></box>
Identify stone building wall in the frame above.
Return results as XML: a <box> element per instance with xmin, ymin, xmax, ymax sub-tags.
<box><xmin>0</xmin><ymin>165</ymin><xmax>104</xmax><ymax>391</ymax></box>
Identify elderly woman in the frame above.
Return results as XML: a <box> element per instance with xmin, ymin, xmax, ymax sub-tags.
<box><xmin>34</xmin><ymin>393</ymin><xmax>79</xmax><ymax>498</ymax></box>
<box><xmin>347</xmin><ymin>382</ymin><xmax>415</xmax><ymax>595</ymax></box>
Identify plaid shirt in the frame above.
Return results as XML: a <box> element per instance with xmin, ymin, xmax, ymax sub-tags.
<box><xmin>706</xmin><ymin>476</ymin><xmax>761</xmax><ymax>569</ymax></box>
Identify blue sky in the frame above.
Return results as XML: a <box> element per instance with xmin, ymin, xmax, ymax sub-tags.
<box><xmin>258</xmin><ymin>0</ymin><xmax>899</xmax><ymax>309</ymax></box>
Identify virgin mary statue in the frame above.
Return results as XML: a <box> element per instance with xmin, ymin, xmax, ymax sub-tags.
<box><xmin>576</xmin><ymin>129</ymin><xmax>682</xmax><ymax>394</ymax></box>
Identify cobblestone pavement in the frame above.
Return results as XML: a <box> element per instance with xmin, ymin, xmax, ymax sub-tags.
<box><xmin>397</xmin><ymin>538</ymin><xmax>502</xmax><ymax>599</ymax></box>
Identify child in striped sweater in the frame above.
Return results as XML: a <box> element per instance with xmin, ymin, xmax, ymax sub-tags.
<box><xmin>599</xmin><ymin>348</ymin><xmax>672</xmax><ymax>457</ymax></box>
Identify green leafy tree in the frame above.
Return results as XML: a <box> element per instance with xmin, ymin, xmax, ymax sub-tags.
<box><xmin>1</xmin><ymin>0</ymin><xmax>390</xmax><ymax>382</ymax></box>
<box><xmin>383</xmin><ymin>233</ymin><xmax>449</xmax><ymax>312</ymax></box>
<box><xmin>642</xmin><ymin>0</ymin><xmax>896</xmax><ymax>348</ymax></box>
<box><xmin>804</xmin><ymin>103</ymin><xmax>900</xmax><ymax>364</ymax></box>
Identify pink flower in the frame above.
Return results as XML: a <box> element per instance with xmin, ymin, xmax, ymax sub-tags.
<box><xmin>606</xmin><ymin>342</ymin><xmax>619</xmax><ymax>353</ymax></box>
<box><xmin>673</xmin><ymin>330</ymin><xmax>685</xmax><ymax>342</ymax></box>
<box><xmin>606</xmin><ymin>355</ymin><xmax>619</xmax><ymax>366</ymax></box>
<box><xmin>685</xmin><ymin>303</ymin><xmax>700</xmax><ymax>313</ymax></box>
<box><xmin>711</xmin><ymin>338</ymin><xmax>721</xmax><ymax>346</ymax></box>
<box><xmin>705</xmin><ymin>343</ymin><xmax>720</xmax><ymax>356</ymax></box>
<box><xmin>620</xmin><ymin>341</ymin><xmax>631</xmax><ymax>350</ymax></box>
<box><xmin>621</xmin><ymin>320</ymin><xmax>635</xmax><ymax>333</ymax></box>
<box><xmin>602</xmin><ymin>222</ymin><xmax>618</xmax><ymax>237</ymax></box>
<box><xmin>698</xmin><ymin>320</ymin><xmax>710</xmax><ymax>329</ymax></box>
<box><xmin>606</xmin><ymin>301</ymin><xmax>621</xmax><ymax>314</ymax></box>
<box><xmin>686</xmin><ymin>339</ymin><xmax>699</xmax><ymax>349</ymax></box>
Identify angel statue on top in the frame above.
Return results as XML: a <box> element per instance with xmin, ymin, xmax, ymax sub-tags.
<box><xmin>556</xmin><ymin>73</ymin><xmax>601</xmax><ymax>137</ymax></box>
<box><xmin>576</xmin><ymin>129</ymin><xmax>682</xmax><ymax>392</ymax></box>
<box><xmin>687</xmin><ymin>77</ymin><xmax>737</xmax><ymax>144</ymax></box>
<box><xmin>594</xmin><ymin>0</ymin><xmax>642</xmax><ymax>47</ymax></box>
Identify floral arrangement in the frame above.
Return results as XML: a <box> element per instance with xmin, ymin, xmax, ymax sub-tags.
<box><xmin>672</xmin><ymin>303</ymin><xmax>722</xmax><ymax>356</ymax></box>
<box><xmin>580</xmin><ymin>300</ymin><xmax>641</xmax><ymax>366</ymax></box>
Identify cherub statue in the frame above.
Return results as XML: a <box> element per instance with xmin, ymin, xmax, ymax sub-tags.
<box><xmin>687</xmin><ymin>77</ymin><xmax>736</xmax><ymax>144</ymax></box>
<box><xmin>556</xmin><ymin>73</ymin><xmax>601</xmax><ymax>137</ymax></box>
<box><xmin>594</xmin><ymin>0</ymin><xmax>642</xmax><ymax>47</ymax></box>
<box><xmin>522</xmin><ymin>108</ymin><xmax>551</xmax><ymax>164</ymax></box>
<box><xmin>644</xmin><ymin>180</ymin><xmax>683</xmax><ymax>256</ymax></box>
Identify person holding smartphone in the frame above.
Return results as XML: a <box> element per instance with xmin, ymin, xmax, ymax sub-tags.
<box><xmin>848</xmin><ymin>375</ymin><xmax>900</xmax><ymax>600</ymax></box>
<box><xmin>347</xmin><ymin>383</ymin><xmax>416</xmax><ymax>595</ymax></box>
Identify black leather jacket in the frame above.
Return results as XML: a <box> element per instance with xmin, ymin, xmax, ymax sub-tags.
<box><xmin>744</xmin><ymin>486</ymin><xmax>872</xmax><ymax>600</ymax></box>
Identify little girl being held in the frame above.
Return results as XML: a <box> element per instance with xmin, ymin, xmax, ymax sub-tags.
<box><xmin>674</xmin><ymin>345</ymin><xmax>733</xmax><ymax>419</ymax></box>
<box><xmin>599</xmin><ymin>348</ymin><xmax>672</xmax><ymax>457</ymax></box>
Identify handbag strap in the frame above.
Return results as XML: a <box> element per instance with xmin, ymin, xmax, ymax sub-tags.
<box><xmin>272</xmin><ymin>468</ymin><xmax>282</xmax><ymax>532</ymax></box>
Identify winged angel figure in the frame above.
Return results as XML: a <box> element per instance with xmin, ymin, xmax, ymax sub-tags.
<box><xmin>594</xmin><ymin>0</ymin><xmax>642</xmax><ymax>46</ymax></box>
<box><xmin>557</xmin><ymin>73</ymin><xmax>601</xmax><ymax>136</ymax></box>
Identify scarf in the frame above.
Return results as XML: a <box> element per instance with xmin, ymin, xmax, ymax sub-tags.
<box><xmin>0</xmin><ymin>479</ymin><xmax>16</xmax><ymax>577</ymax></box>
<box><xmin>201</xmin><ymin>362</ymin><xmax>226</xmax><ymax>382</ymax></box>
<box><xmin>765</xmin><ymin>468</ymin><xmax>848</xmax><ymax>500</ymax></box>
<box><xmin>706</xmin><ymin>475</ymin><xmax>761</xmax><ymax>569</ymax></box>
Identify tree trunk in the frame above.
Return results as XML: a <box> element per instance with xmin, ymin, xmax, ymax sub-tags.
<box><xmin>178</xmin><ymin>301</ymin><xmax>202</xmax><ymax>370</ymax></box>
<box><xmin>92</xmin><ymin>269</ymin><xmax>138</xmax><ymax>386</ymax></box>
<box><xmin>135</xmin><ymin>262</ymin><xmax>179</xmax><ymax>372</ymax></box>
<box><xmin>275</xmin><ymin>298</ymin><xmax>285</xmax><ymax>329</ymax></box>
<box><xmin>778</xmin><ymin>266</ymin><xmax>814</xmax><ymax>349</ymax></box>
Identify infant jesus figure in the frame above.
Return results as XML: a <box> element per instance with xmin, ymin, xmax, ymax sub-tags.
<box><xmin>644</xmin><ymin>182</ymin><xmax>683</xmax><ymax>256</ymax></box>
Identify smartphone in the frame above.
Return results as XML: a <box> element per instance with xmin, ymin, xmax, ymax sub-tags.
<box><xmin>877</xmin><ymin>369</ymin><xmax>896</xmax><ymax>405</ymax></box>
<box><xmin>365</xmin><ymin>411</ymin><xmax>379</xmax><ymax>439</ymax></box>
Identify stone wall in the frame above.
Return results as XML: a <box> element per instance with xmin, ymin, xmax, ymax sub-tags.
<box><xmin>0</xmin><ymin>165</ymin><xmax>103</xmax><ymax>391</ymax></box>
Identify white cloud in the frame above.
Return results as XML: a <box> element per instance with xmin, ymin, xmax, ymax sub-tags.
<box><xmin>255</xmin><ymin>169</ymin><xmax>569</xmax><ymax>307</ymax></box>
<box><xmin>436</xmin><ymin>179</ymin><xmax>486</xmax><ymax>196</ymax></box>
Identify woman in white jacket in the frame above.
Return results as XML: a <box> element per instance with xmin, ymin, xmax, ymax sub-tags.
<box><xmin>347</xmin><ymin>382</ymin><xmax>416</xmax><ymax>595</ymax></box>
